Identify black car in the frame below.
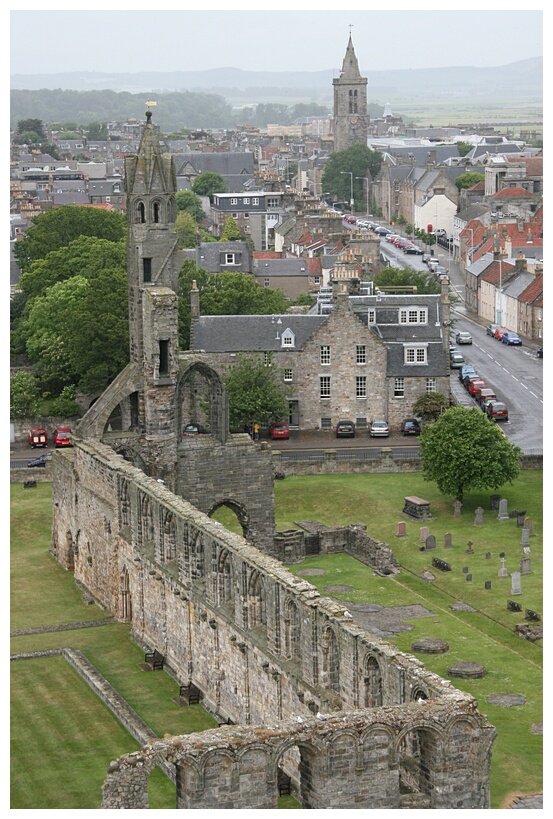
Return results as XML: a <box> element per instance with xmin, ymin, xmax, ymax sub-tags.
<box><xmin>336</xmin><ymin>420</ymin><xmax>355</xmax><ymax>438</ymax></box>
<box><xmin>536</xmin><ymin>347</ymin><xmax>543</xmax><ymax>358</ymax></box>
<box><xmin>404</xmin><ymin>244</ymin><xmax>424</xmax><ymax>255</ymax></box>
<box><xmin>182</xmin><ymin>423</ymin><xmax>207</xmax><ymax>436</ymax></box>
<box><xmin>400</xmin><ymin>418</ymin><xmax>421</xmax><ymax>436</ymax></box>
<box><xmin>27</xmin><ymin>454</ymin><xmax>49</xmax><ymax>468</ymax></box>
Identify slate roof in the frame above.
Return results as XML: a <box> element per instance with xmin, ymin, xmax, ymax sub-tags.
<box><xmin>253</xmin><ymin>258</ymin><xmax>310</xmax><ymax>277</ymax></box>
<box><xmin>193</xmin><ymin>314</ymin><xmax>328</xmax><ymax>352</ymax></box>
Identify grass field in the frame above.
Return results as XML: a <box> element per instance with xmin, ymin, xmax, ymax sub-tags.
<box><xmin>11</xmin><ymin>473</ymin><xmax>542</xmax><ymax>808</ymax></box>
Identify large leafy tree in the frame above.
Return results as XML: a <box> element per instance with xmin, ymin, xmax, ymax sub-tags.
<box><xmin>412</xmin><ymin>392</ymin><xmax>449</xmax><ymax>421</ymax></box>
<box><xmin>175</xmin><ymin>189</ymin><xmax>204</xmax><ymax>218</ymax></box>
<box><xmin>174</xmin><ymin>212</ymin><xmax>216</xmax><ymax>248</ymax></box>
<box><xmin>321</xmin><ymin>145</ymin><xmax>382</xmax><ymax>209</ymax></box>
<box><xmin>13</xmin><ymin>206</ymin><xmax>126</xmax><ymax>273</ymax></box>
<box><xmin>373</xmin><ymin>267</ymin><xmax>441</xmax><ymax>295</ymax></box>
<box><xmin>192</xmin><ymin>172</ymin><xmax>226</xmax><ymax>199</ymax></box>
<box><xmin>454</xmin><ymin>172</ymin><xmax>485</xmax><ymax>191</ymax></box>
<box><xmin>419</xmin><ymin>406</ymin><xmax>521</xmax><ymax>501</ymax></box>
<box><xmin>223</xmin><ymin>354</ymin><xmax>289</xmax><ymax>431</ymax></box>
<box><xmin>10</xmin><ymin>371</ymin><xmax>41</xmax><ymax>418</ymax></box>
<box><xmin>178</xmin><ymin>262</ymin><xmax>290</xmax><ymax>350</ymax></box>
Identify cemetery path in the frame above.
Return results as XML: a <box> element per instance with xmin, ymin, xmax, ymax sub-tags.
<box><xmin>391</xmin><ymin>573</ymin><xmax>543</xmax><ymax>670</ymax></box>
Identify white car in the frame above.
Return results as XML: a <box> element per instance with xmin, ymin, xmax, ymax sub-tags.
<box><xmin>456</xmin><ymin>331</ymin><xmax>473</xmax><ymax>345</ymax></box>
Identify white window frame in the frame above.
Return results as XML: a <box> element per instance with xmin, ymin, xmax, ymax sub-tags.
<box><xmin>394</xmin><ymin>377</ymin><xmax>405</xmax><ymax>398</ymax></box>
<box><xmin>284</xmin><ymin>368</ymin><xmax>293</xmax><ymax>382</ymax></box>
<box><xmin>230</xmin><ymin>198</ymin><xmax>238</xmax><ymax>205</ymax></box>
<box><xmin>368</xmin><ymin>308</ymin><xmax>376</xmax><ymax>324</ymax></box>
<box><xmin>426</xmin><ymin>377</ymin><xmax>437</xmax><ymax>393</ymax></box>
<box><xmin>320</xmin><ymin>376</ymin><xmax>331</xmax><ymax>399</ymax></box>
<box><xmin>399</xmin><ymin>307</ymin><xmax>428</xmax><ymax>325</ymax></box>
<box><xmin>281</xmin><ymin>329</ymin><xmax>295</xmax><ymax>348</ymax></box>
<box><xmin>243</xmin><ymin>197</ymin><xmax>250</xmax><ymax>204</ymax></box>
<box><xmin>356</xmin><ymin>345</ymin><xmax>366</xmax><ymax>365</ymax></box>
<box><xmin>252</xmin><ymin>197</ymin><xmax>259</xmax><ymax>205</ymax></box>
<box><xmin>404</xmin><ymin>345</ymin><xmax>428</xmax><ymax>365</ymax></box>
<box><xmin>320</xmin><ymin>345</ymin><xmax>331</xmax><ymax>365</ymax></box>
<box><xmin>225</xmin><ymin>253</ymin><xmax>236</xmax><ymax>265</ymax></box>
<box><xmin>356</xmin><ymin>376</ymin><xmax>367</xmax><ymax>398</ymax></box>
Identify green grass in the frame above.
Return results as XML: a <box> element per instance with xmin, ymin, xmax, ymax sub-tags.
<box><xmin>11</xmin><ymin>473</ymin><xmax>542</xmax><ymax>808</ymax></box>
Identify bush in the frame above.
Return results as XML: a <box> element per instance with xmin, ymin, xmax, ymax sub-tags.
<box><xmin>10</xmin><ymin>371</ymin><xmax>41</xmax><ymax>418</ymax></box>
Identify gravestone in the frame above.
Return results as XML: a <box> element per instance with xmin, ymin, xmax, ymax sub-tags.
<box><xmin>462</xmin><ymin>566</ymin><xmax>469</xmax><ymax>574</ymax></box>
<box><xmin>499</xmin><ymin>551</ymin><xmax>505</xmax><ymax>558</ymax></box>
<box><xmin>444</xmin><ymin>532</ymin><xmax>452</xmax><ymax>549</ymax></box>
<box><xmin>466</xmin><ymin>541</ymin><xmax>474</xmax><ymax>555</ymax></box>
<box><xmin>516</xmin><ymin>510</ymin><xmax>527</xmax><ymax>527</ymax></box>
<box><xmin>507</xmin><ymin>600</ymin><xmax>522</xmax><ymax>612</ymax></box>
<box><xmin>485</xmin><ymin>551</ymin><xmax>491</xmax><ymax>560</ymax></box>
<box><xmin>520</xmin><ymin>529</ymin><xmax>530</xmax><ymax>548</ymax></box>
<box><xmin>490</xmin><ymin>494</ymin><xmax>501</xmax><ymax>510</ymax></box>
<box><xmin>498</xmin><ymin>558</ymin><xmax>508</xmax><ymax>578</ymax></box>
<box><xmin>403</xmin><ymin>496</ymin><xmax>433</xmax><ymax>521</ymax></box>
<box><xmin>525</xmin><ymin>609</ymin><xmax>540</xmax><ymax>622</ymax></box>
<box><xmin>484</xmin><ymin>580</ymin><xmax>492</xmax><ymax>590</ymax></box>
<box><xmin>520</xmin><ymin>557</ymin><xmax>531</xmax><ymax>575</ymax></box>
<box><xmin>453</xmin><ymin>500</ymin><xmax>462</xmax><ymax>517</ymax></box>
<box><xmin>510</xmin><ymin>571</ymin><xmax>522</xmax><ymax>595</ymax></box>
<box><xmin>395</xmin><ymin>521</ymin><xmax>407</xmax><ymax>538</ymax></box>
<box><xmin>466</xmin><ymin>573</ymin><xmax>472</xmax><ymax>582</ymax></box>
<box><xmin>497</xmin><ymin>499</ymin><xmax>509</xmax><ymax>520</ymax></box>
<box><xmin>474</xmin><ymin>507</ymin><xmax>484</xmax><ymax>525</ymax></box>
<box><xmin>425</xmin><ymin>534</ymin><xmax>436</xmax><ymax>551</ymax></box>
<box><xmin>432</xmin><ymin>557</ymin><xmax>451</xmax><ymax>572</ymax></box>
<box><xmin>524</xmin><ymin>516</ymin><xmax>534</xmax><ymax>536</ymax></box>
<box><xmin>523</xmin><ymin>546</ymin><xmax>531</xmax><ymax>555</ymax></box>
<box><xmin>419</xmin><ymin>526</ymin><xmax>430</xmax><ymax>543</ymax></box>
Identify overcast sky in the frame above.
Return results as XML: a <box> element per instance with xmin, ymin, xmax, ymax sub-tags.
<box><xmin>10</xmin><ymin>3</ymin><xmax>543</xmax><ymax>76</ymax></box>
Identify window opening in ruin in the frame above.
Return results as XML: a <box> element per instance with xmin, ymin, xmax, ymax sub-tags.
<box><xmin>120</xmin><ymin>566</ymin><xmax>132</xmax><ymax>621</ymax></box>
<box><xmin>159</xmin><ymin>340</ymin><xmax>169</xmax><ymax>376</ymax></box>
<box><xmin>364</xmin><ymin>655</ymin><xmax>382</xmax><ymax>707</ymax></box>
<box><xmin>248</xmin><ymin>570</ymin><xmax>266</xmax><ymax>628</ymax></box>
<box><xmin>398</xmin><ymin>728</ymin><xmax>434</xmax><ymax>804</ymax></box>
<box><xmin>284</xmin><ymin>598</ymin><xmax>301</xmax><ymax>659</ymax></box>
<box><xmin>322</xmin><ymin>626</ymin><xmax>340</xmax><ymax>691</ymax></box>
<box><xmin>275</xmin><ymin>743</ymin><xmax>315</xmax><ymax>808</ymax></box>
<box><xmin>209</xmin><ymin>500</ymin><xmax>250</xmax><ymax>540</ymax></box>
<box><xmin>143</xmin><ymin>257</ymin><xmax>152</xmax><ymax>282</ymax></box>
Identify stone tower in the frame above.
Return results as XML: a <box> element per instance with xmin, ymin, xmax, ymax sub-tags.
<box><xmin>332</xmin><ymin>35</ymin><xmax>369</xmax><ymax>153</ymax></box>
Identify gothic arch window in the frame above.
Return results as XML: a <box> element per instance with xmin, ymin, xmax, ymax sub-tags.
<box><xmin>136</xmin><ymin>200</ymin><xmax>146</xmax><ymax>224</ymax></box>
<box><xmin>152</xmin><ymin>200</ymin><xmax>162</xmax><ymax>224</ymax></box>
<box><xmin>322</xmin><ymin>625</ymin><xmax>340</xmax><ymax>691</ymax></box>
<box><xmin>120</xmin><ymin>566</ymin><xmax>132</xmax><ymax>621</ymax></box>
<box><xmin>248</xmin><ymin>571</ymin><xmax>266</xmax><ymax>628</ymax></box>
<box><xmin>140</xmin><ymin>494</ymin><xmax>154</xmax><ymax>545</ymax></box>
<box><xmin>354</xmin><ymin>90</ymin><xmax>358</xmax><ymax>114</ymax></box>
<box><xmin>191</xmin><ymin>531</ymin><xmax>204</xmax><ymax>579</ymax></box>
<box><xmin>363</xmin><ymin>655</ymin><xmax>382</xmax><ymax>707</ymax></box>
<box><xmin>120</xmin><ymin>480</ymin><xmax>131</xmax><ymax>528</ymax></box>
<box><xmin>161</xmin><ymin>511</ymin><xmax>176</xmax><ymax>562</ymax></box>
<box><xmin>349</xmin><ymin>90</ymin><xmax>353</xmax><ymax>114</ymax></box>
<box><xmin>283</xmin><ymin>598</ymin><xmax>301</xmax><ymax>659</ymax></box>
<box><xmin>217</xmin><ymin>549</ymin><xmax>234</xmax><ymax>604</ymax></box>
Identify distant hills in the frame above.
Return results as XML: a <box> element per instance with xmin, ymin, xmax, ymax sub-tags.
<box><xmin>11</xmin><ymin>57</ymin><xmax>542</xmax><ymax>101</ymax></box>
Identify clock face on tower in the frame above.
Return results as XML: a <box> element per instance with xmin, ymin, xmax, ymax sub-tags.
<box><xmin>351</xmin><ymin>117</ymin><xmax>358</xmax><ymax>124</ymax></box>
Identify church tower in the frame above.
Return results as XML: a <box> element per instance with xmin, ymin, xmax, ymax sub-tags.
<box><xmin>332</xmin><ymin>35</ymin><xmax>369</xmax><ymax>153</ymax></box>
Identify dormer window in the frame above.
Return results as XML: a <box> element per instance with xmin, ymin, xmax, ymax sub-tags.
<box><xmin>399</xmin><ymin>307</ymin><xmax>428</xmax><ymax>325</ymax></box>
<box><xmin>281</xmin><ymin>329</ymin><xmax>295</xmax><ymax>348</ymax></box>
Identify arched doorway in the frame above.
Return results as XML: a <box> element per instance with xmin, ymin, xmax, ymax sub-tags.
<box><xmin>208</xmin><ymin>499</ymin><xmax>251</xmax><ymax>541</ymax></box>
<box><xmin>397</xmin><ymin>726</ymin><xmax>436</xmax><ymax>807</ymax></box>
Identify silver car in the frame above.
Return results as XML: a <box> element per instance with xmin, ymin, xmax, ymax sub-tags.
<box><xmin>456</xmin><ymin>331</ymin><xmax>473</xmax><ymax>345</ymax></box>
<box><xmin>369</xmin><ymin>420</ymin><xmax>390</xmax><ymax>437</ymax></box>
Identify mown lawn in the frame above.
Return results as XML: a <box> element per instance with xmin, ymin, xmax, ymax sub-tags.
<box><xmin>11</xmin><ymin>473</ymin><xmax>542</xmax><ymax>808</ymax></box>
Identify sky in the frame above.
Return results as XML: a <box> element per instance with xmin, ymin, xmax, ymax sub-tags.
<box><xmin>9</xmin><ymin>3</ymin><xmax>544</xmax><ymax>76</ymax></box>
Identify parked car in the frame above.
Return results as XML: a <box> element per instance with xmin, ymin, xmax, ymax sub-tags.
<box><xmin>53</xmin><ymin>428</ymin><xmax>72</xmax><ymax>447</ymax></box>
<box><xmin>493</xmin><ymin>326</ymin><xmax>508</xmax><ymax>341</ymax></box>
<box><xmin>336</xmin><ymin>420</ymin><xmax>355</xmax><ymax>438</ymax></box>
<box><xmin>487</xmin><ymin>401</ymin><xmax>509</xmax><ymax>421</ymax></box>
<box><xmin>182</xmin><ymin>423</ymin><xmax>207</xmax><ymax>436</ymax></box>
<box><xmin>374</xmin><ymin>226</ymin><xmax>392</xmax><ymax>235</ymax></box>
<box><xmin>385</xmin><ymin>234</ymin><xmax>400</xmax><ymax>243</ymax></box>
<box><xmin>472</xmin><ymin>383</ymin><xmax>490</xmax><ymax>401</ymax></box>
<box><xmin>28</xmin><ymin>428</ymin><xmax>48</xmax><ymax>448</ymax></box>
<box><xmin>486</xmin><ymin>323</ymin><xmax>500</xmax><ymax>337</ymax></box>
<box><xmin>464</xmin><ymin>373</ymin><xmax>484</xmax><ymax>390</ymax></box>
<box><xmin>481</xmin><ymin>396</ymin><xmax>500</xmax><ymax>413</ymax></box>
<box><xmin>344</xmin><ymin>214</ymin><xmax>356</xmax><ymax>224</ymax></box>
<box><xmin>27</xmin><ymin>454</ymin><xmax>50</xmax><ymax>468</ymax></box>
<box><xmin>425</xmin><ymin>256</ymin><xmax>439</xmax><ymax>268</ymax></box>
<box><xmin>456</xmin><ymin>331</ymin><xmax>472</xmax><ymax>345</ymax></box>
<box><xmin>404</xmin><ymin>244</ymin><xmax>424</xmax><ymax>255</ymax></box>
<box><xmin>369</xmin><ymin>420</ymin><xmax>389</xmax><ymax>437</ymax></box>
<box><xmin>459</xmin><ymin>365</ymin><xmax>477</xmax><ymax>382</ymax></box>
<box><xmin>468</xmin><ymin>379</ymin><xmax>487</xmax><ymax>397</ymax></box>
<box><xmin>501</xmin><ymin>331</ymin><xmax>522</xmax><ymax>346</ymax></box>
<box><xmin>400</xmin><ymin>418</ymin><xmax>421</xmax><ymax>436</ymax></box>
<box><xmin>537</xmin><ymin>347</ymin><xmax>543</xmax><ymax>358</ymax></box>
<box><xmin>269</xmin><ymin>421</ymin><xmax>289</xmax><ymax>440</ymax></box>
<box><xmin>450</xmin><ymin>352</ymin><xmax>465</xmax><ymax>369</ymax></box>
<box><xmin>477</xmin><ymin>388</ymin><xmax>497</xmax><ymax>407</ymax></box>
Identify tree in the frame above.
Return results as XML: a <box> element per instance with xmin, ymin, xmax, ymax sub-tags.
<box><xmin>418</xmin><ymin>406</ymin><xmax>521</xmax><ymax>501</ymax></box>
<box><xmin>16</xmin><ymin>118</ymin><xmax>46</xmax><ymax>143</ymax></box>
<box><xmin>412</xmin><ymin>392</ymin><xmax>449</xmax><ymax>421</ymax></box>
<box><xmin>455</xmin><ymin>141</ymin><xmax>473</xmax><ymax>157</ymax></box>
<box><xmin>175</xmin><ymin>189</ymin><xmax>203</xmax><ymax>218</ymax></box>
<box><xmin>192</xmin><ymin>172</ymin><xmax>226</xmax><ymax>199</ymax></box>
<box><xmin>10</xmin><ymin>372</ymin><xmax>41</xmax><ymax>418</ymax></box>
<box><xmin>223</xmin><ymin>354</ymin><xmax>289</xmax><ymax>431</ymax></box>
<box><xmin>49</xmin><ymin>385</ymin><xmax>80</xmax><ymax>417</ymax></box>
<box><xmin>86</xmin><ymin>121</ymin><xmax>108</xmax><ymax>140</ymax></box>
<box><xmin>13</xmin><ymin>206</ymin><xmax>126</xmax><ymax>273</ymax></box>
<box><xmin>454</xmin><ymin>172</ymin><xmax>485</xmax><ymax>191</ymax></box>
<box><xmin>220</xmin><ymin>216</ymin><xmax>242</xmax><ymax>241</ymax></box>
<box><xmin>321</xmin><ymin>145</ymin><xmax>382</xmax><ymax>209</ymax></box>
<box><xmin>373</xmin><ymin>267</ymin><xmax>441</xmax><ymax>295</ymax></box>
<box><xmin>178</xmin><ymin>263</ymin><xmax>290</xmax><ymax>349</ymax></box>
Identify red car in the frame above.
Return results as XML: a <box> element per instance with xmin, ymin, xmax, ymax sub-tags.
<box><xmin>28</xmin><ymin>428</ymin><xmax>48</xmax><ymax>448</ymax></box>
<box><xmin>487</xmin><ymin>402</ymin><xmax>509</xmax><ymax>421</ymax></box>
<box><xmin>53</xmin><ymin>428</ymin><xmax>73</xmax><ymax>447</ymax></box>
<box><xmin>493</xmin><ymin>326</ymin><xmax>508</xmax><ymax>340</ymax></box>
<box><xmin>269</xmin><ymin>422</ymin><xmax>289</xmax><ymax>440</ymax></box>
<box><xmin>468</xmin><ymin>380</ymin><xmax>487</xmax><ymax>397</ymax></box>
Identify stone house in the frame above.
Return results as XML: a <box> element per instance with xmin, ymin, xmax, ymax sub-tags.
<box><xmin>183</xmin><ymin>241</ymin><xmax>252</xmax><ymax>274</ymax></box>
<box><xmin>252</xmin><ymin>256</ymin><xmax>322</xmax><ymax>298</ymax></box>
<box><xmin>211</xmin><ymin>190</ymin><xmax>286</xmax><ymax>251</ymax></box>
<box><xmin>191</xmin><ymin>283</ymin><xmax>451</xmax><ymax>433</ymax></box>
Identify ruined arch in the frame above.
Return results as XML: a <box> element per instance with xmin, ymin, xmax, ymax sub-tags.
<box><xmin>271</xmin><ymin>737</ymin><xmax>326</xmax><ymax>809</ymax></box>
<box><xmin>248</xmin><ymin>570</ymin><xmax>266</xmax><ymax>628</ymax></box>
<box><xmin>139</xmin><ymin>493</ymin><xmax>155</xmax><ymax>546</ymax></box>
<box><xmin>207</xmin><ymin>499</ymin><xmax>251</xmax><ymax>541</ymax></box>
<box><xmin>396</xmin><ymin>722</ymin><xmax>443</xmax><ymax>804</ymax></box>
<box><xmin>217</xmin><ymin>548</ymin><xmax>234</xmax><ymax>605</ymax></box>
<box><xmin>120</xmin><ymin>565</ymin><xmax>132</xmax><ymax>621</ymax></box>
<box><xmin>177</xmin><ymin>359</ymin><xmax>228</xmax><ymax>443</ymax></box>
<box><xmin>322</xmin><ymin>624</ymin><xmax>340</xmax><ymax>692</ymax></box>
<box><xmin>363</xmin><ymin>653</ymin><xmax>383</xmax><ymax>707</ymax></box>
<box><xmin>190</xmin><ymin>529</ymin><xmax>205</xmax><ymax>579</ymax></box>
<box><xmin>283</xmin><ymin>597</ymin><xmax>301</xmax><ymax>659</ymax></box>
<box><xmin>160</xmin><ymin>510</ymin><xmax>176</xmax><ymax>562</ymax></box>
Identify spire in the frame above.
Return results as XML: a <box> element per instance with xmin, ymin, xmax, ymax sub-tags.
<box><xmin>126</xmin><ymin>111</ymin><xmax>172</xmax><ymax>196</ymax></box>
<box><xmin>340</xmin><ymin>35</ymin><xmax>361</xmax><ymax>79</ymax></box>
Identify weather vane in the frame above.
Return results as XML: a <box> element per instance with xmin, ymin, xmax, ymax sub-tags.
<box><xmin>349</xmin><ymin>23</ymin><xmax>353</xmax><ymax>35</ymax></box>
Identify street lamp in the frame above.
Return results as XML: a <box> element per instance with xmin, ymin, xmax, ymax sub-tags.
<box><xmin>340</xmin><ymin>171</ymin><xmax>354</xmax><ymax>213</ymax></box>
<box><xmin>355</xmin><ymin>176</ymin><xmax>369</xmax><ymax>217</ymax></box>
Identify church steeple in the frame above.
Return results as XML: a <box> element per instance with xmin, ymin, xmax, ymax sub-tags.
<box><xmin>332</xmin><ymin>35</ymin><xmax>369</xmax><ymax>153</ymax></box>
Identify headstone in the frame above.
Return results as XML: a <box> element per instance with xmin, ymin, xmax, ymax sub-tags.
<box><xmin>524</xmin><ymin>516</ymin><xmax>534</xmax><ymax>536</ymax></box>
<box><xmin>395</xmin><ymin>521</ymin><xmax>407</xmax><ymax>537</ymax></box>
<box><xmin>403</xmin><ymin>496</ymin><xmax>433</xmax><ymax>521</ymax></box>
<box><xmin>520</xmin><ymin>529</ymin><xmax>530</xmax><ymax>548</ymax></box>
<box><xmin>432</xmin><ymin>557</ymin><xmax>451</xmax><ymax>572</ymax></box>
<box><xmin>419</xmin><ymin>526</ymin><xmax>430</xmax><ymax>542</ymax></box>
<box><xmin>499</xmin><ymin>551</ymin><xmax>505</xmax><ymax>558</ymax></box>
<box><xmin>490</xmin><ymin>494</ymin><xmax>501</xmax><ymax>510</ymax></box>
<box><xmin>474</xmin><ymin>507</ymin><xmax>484</xmax><ymax>525</ymax></box>
<box><xmin>520</xmin><ymin>557</ymin><xmax>531</xmax><ymax>575</ymax></box>
<box><xmin>466</xmin><ymin>541</ymin><xmax>474</xmax><ymax>554</ymax></box>
<box><xmin>497</xmin><ymin>498</ymin><xmax>509</xmax><ymax>520</ymax></box>
<box><xmin>498</xmin><ymin>558</ymin><xmax>508</xmax><ymax>578</ymax></box>
<box><xmin>462</xmin><ymin>566</ymin><xmax>469</xmax><ymax>574</ymax></box>
<box><xmin>507</xmin><ymin>600</ymin><xmax>522</xmax><ymax>612</ymax></box>
<box><xmin>525</xmin><ymin>609</ymin><xmax>540</xmax><ymax>622</ymax></box>
<box><xmin>516</xmin><ymin>510</ymin><xmax>527</xmax><ymax>527</ymax></box>
<box><xmin>510</xmin><ymin>571</ymin><xmax>522</xmax><ymax>595</ymax></box>
<box><xmin>485</xmin><ymin>551</ymin><xmax>491</xmax><ymax>560</ymax></box>
<box><xmin>444</xmin><ymin>532</ymin><xmax>453</xmax><ymax>549</ymax></box>
<box><xmin>466</xmin><ymin>573</ymin><xmax>472</xmax><ymax>582</ymax></box>
<box><xmin>484</xmin><ymin>580</ymin><xmax>492</xmax><ymax>590</ymax></box>
<box><xmin>425</xmin><ymin>534</ymin><xmax>436</xmax><ymax>551</ymax></box>
<box><xmin>523</xmin><ymin>546</ymin><xmax>531</xmax><ymax>555</ymax></box>
<box><xmin>453</xmin><ymin>500</ymin><xmax>462</xmax><ymax>517</ymax></box>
